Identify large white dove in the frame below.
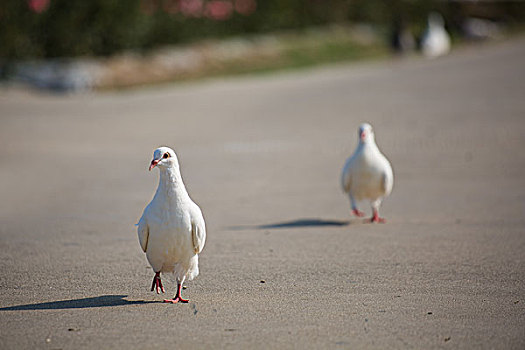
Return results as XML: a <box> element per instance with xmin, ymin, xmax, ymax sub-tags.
<box><xmin>341</xmin><ymin>123</ymin><xmax>394</xmax><ymax>223</ymax></box>
<box><xmin>137</xmin><ymin>146</ymin><xmax>206</xmax><ymax>303</ymax></box>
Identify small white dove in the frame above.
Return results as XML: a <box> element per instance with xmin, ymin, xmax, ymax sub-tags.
<box><xmin>137</xmin><ymin>146</ymin><xmax>206</xmax><ymax>303</ymax></box>
<box><xmin>421</xmin><ymin>12</ymin><xmax>451</xmax><ymax>58</ymax></box>
<box><xmin>341</xmin><ymin>123</ymin><xmax>394</xmax><ymax>223</ymax></box>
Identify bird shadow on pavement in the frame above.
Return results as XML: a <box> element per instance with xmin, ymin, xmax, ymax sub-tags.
<box><xmin>228</xmin><ymin>218</ymin><xmax>350</xmax><ymax>231</ymax></box>
<box><xmin>0</xmin><ymin>295</ymin><xmax>158</xmax><ymax>311</ymax></box>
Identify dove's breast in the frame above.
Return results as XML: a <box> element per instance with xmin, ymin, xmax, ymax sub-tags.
<box><xmin>350</xmin><ymin>152</ymin><xmax>390</xmax><ymax>200</ymax></box>
<box><xmin>351</xmin><ymin>170</ymin><xmax>385</xmax><ymax>200</ymax></box>
<box><xmin>145</xmin><ymin>206</ymin><xmax>194</xmax><ymax>273</ymax></box>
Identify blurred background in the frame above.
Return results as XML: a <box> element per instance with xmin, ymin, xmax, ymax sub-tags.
<box><xmin>1</xmin><ymin>0</ymin><xmax>524</xmax><ymax>91</ymax></box>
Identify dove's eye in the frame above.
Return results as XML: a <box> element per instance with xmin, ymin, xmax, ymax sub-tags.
<box><xmin>163</xmin><ymin>153</ymin><xmax>170</xmax><ymax>159</ymax></box>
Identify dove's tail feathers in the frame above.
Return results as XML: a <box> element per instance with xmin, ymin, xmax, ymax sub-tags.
<box><xmin>184</xmin><ymin>255</ymin><xmax>199</xmax><ymax>282</ymax></box>
<box><xmin>168</xmin><ymin>255</ymin><xmax>199</xmax><ymax>283</ymax></box>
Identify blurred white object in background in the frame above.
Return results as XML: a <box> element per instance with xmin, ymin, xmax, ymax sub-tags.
<box><xmin>463</xmin><ymin>17</ymin><xmax>503</xmax><ymax>41</ymax></box>
<box><xmin>421</xmin><ymin>12</ymin><xmax>451</xmax><ymax>58</ymax></box>
<box><xmin>13</xmin><ymin>60</ymin><xmax>101</xmax><ymax>92</ymax></box>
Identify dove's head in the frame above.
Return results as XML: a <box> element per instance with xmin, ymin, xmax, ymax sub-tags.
<box><xmin>149</xmin><ymin>146</ymin><xmax>179</xmax><ymax>171</ymax></box>
<box><xmin>358</xmin><ymin>123</ymin><xmax>375</xmax><ymax>144</ymax></box>
<box><xmin>428</xmin><ymin>12</ymin><xmax>444</xmax><ymax>28</ymax></box>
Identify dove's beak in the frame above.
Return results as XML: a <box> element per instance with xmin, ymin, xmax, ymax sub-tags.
<box><xmin>149</xmin><ymin>159</ymin><xmax>160</xmax><ymax>171</ymax></box>
<box><xmin>360</xmin><ymin>131</ymin><xmax>366</xmax><ymax>141</ymax></box>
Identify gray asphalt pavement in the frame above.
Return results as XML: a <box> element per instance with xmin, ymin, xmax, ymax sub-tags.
<box><xmin>1</xmin><ymin>37</ymin><xmax>524</xmax><ymax>349</ymax></box>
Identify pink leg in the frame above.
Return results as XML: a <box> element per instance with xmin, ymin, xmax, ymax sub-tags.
<box><xmin>151</xmin><ymin>272</ymin><xmax>165</xmax><ymax>294</ymax></box>
<box><xmin>368</xmin><ymin>208</ymin><xmax>386</xmax><ymax>223</ymax></box>
<box><xmin>352</xmin><ymin>208</ymin><xmax>365</xmax><ymax>217</ymax></box>
<box><xmin>164</xmin><ymin>282</ymin><xmax>189</xmax><ymax>304</ymax></box>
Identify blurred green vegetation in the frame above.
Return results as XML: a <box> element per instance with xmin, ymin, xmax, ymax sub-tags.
<box><xmin>164</xmin><ymin>26</ymin><xmax>391</xmax><ymax>85</ymax></box>
<box><xmin>1</xmin><ymin>0</ymin><xmax>524</xmax><ymax>60</ymax></box>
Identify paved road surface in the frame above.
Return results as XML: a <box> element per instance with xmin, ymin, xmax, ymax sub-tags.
<box><xmin>1</xmin><ymin>37</ymin><xmax>524</xmax><ymax>349</ymax></box>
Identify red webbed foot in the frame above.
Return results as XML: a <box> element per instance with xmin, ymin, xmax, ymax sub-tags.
<box><xmin>368</xmin><ymin>210</ymin><xmax>386</xmax><ymax>223</ymax></box>
<box><xmin>352</xmin><ymin>209</ymin><xmax>365</xmax><ymax>217</ymax></box>
<box><xmin>367</xmin><ymin>216</ymin><xmax>386</xmax><ymax>223</ymax></box>
<box><xmin>163</xmin><ymin>297</ymin><xmax>189</xmax><ymax>304</ymax></box>
<box><xmin>163</xmin><ymin>282</ymin><xmax>187</xmax><ymax>304</ymax></box>
<box><xmin>151</xmin><ymin>272</ymin><xmax>165</xmax><ymax>294</ymax></box>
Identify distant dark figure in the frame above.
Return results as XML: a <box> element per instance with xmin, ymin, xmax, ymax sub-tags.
<box><xmin>390</xmin><ymin>17</ymin><xmax>415</xmax><ymax>54</ymax></box>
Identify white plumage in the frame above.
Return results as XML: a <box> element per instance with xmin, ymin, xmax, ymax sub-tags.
<box><xmin>341</xmin><ymin>123</ymin><xmax>394</xmax><ymax>223</ymax></box>
<box><xmin>137</xmin><ymin>146</ymin><xmax>206</xmax><ymax>303</ymax></box>
<box><xmin>421</xmin><ymin>12</ymin><xmax>451</xmax><ymax>58</ymax></box>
